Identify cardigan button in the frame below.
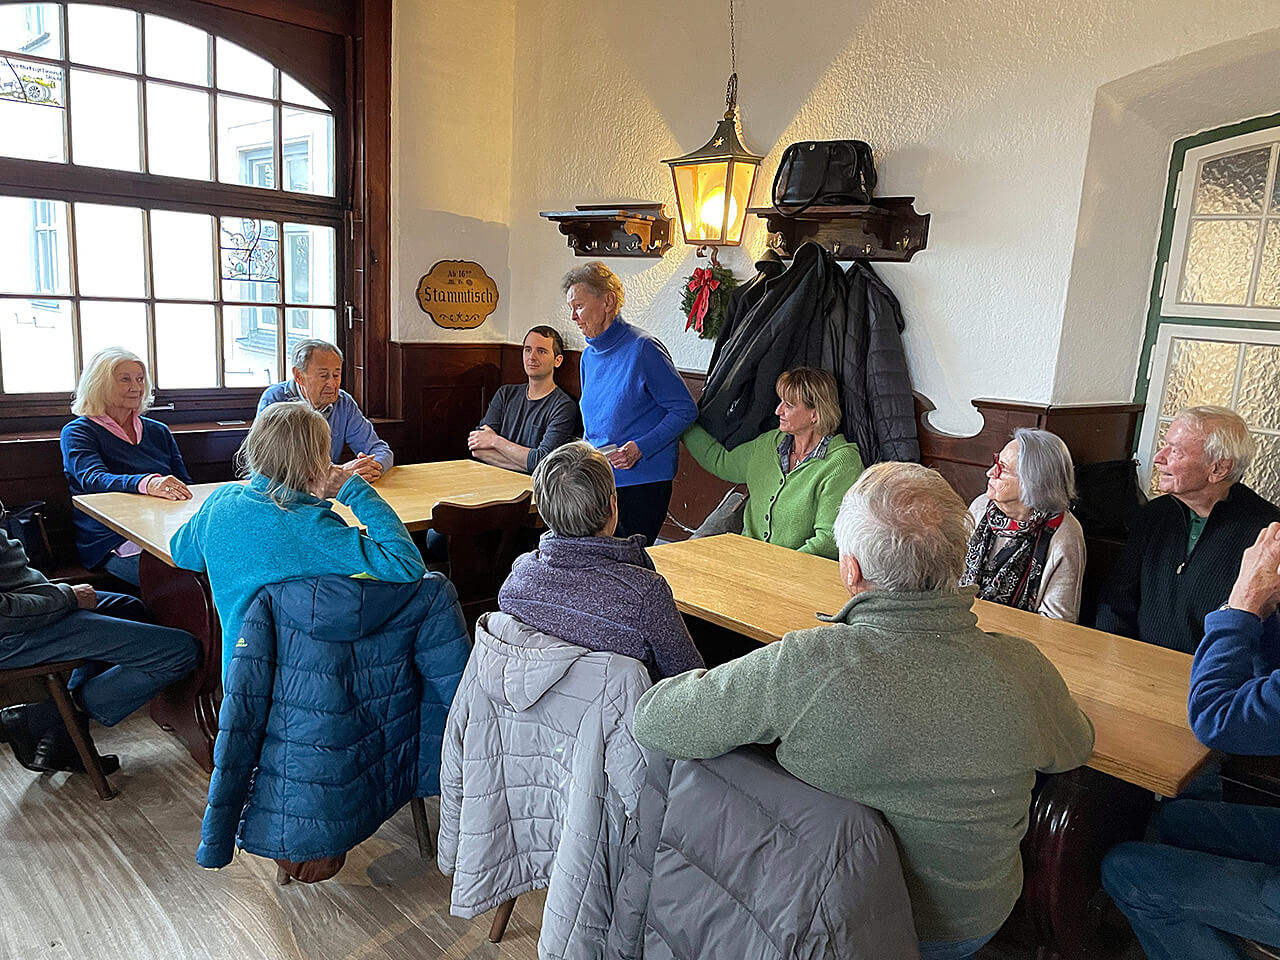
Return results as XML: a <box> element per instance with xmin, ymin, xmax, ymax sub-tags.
<box><xmin>763</xmin><ymin>533</ymin><xmax>770</xmax><ymax>540</ymax></box>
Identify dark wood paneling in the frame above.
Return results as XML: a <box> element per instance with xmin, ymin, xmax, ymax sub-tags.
<box><xmin>915</xmin><ymin>394</ymin><xmax>1144</xmax><ymax>504</ymax></box>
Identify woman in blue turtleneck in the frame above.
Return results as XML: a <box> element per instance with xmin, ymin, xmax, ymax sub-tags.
<box><xmin>560</xmin><ymin>262</ymin><xmax>696</xmax><ymax>546</ymax></box>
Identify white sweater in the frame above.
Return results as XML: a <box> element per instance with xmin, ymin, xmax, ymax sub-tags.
<box><xmin>967</xmin><ymin>495</ymin><xmax>1087</xmax><ymax>623</ymax></box>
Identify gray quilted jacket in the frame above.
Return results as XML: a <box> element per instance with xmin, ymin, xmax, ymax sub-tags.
<box><xmin>607</xmin><ymin>748</ymin><xmax>921</xmax><ymax>959</ymax></box>
<box><xmin>437</xmin><ymin>611</ymin><xmax>650</xmax><ymax>959</ymax></box>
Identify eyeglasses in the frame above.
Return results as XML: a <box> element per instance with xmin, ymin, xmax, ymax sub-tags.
<box><xmin>991</xmin><ymin>454</ymin><xmax>1017</xmax><ymax>479</ymax></box>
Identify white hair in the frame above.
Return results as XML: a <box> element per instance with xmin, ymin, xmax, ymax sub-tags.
<box><xmin>833</xmin><ymin>462</ymin><xmax>974</xmax><ymax>592</ymax></box>
<box><xmin>1172</xmin><ymin>405</ymin><xmax>1255</xmax><ymax>484</ymax></box>
<box><xmin>1012</xmin><ymin>428</ymin><xmax>1076</xmax><ymax>515</ymax></box>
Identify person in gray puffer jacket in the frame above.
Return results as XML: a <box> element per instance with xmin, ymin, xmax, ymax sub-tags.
<box><xmin>607</xmin><ymin>747</ymin><xmax>920</xmax><ymax>959</ymax></box>
<box><xmin>437</xmin><ymin>610</ymin><xmax>649</xmax><ymax>960</ymax></box>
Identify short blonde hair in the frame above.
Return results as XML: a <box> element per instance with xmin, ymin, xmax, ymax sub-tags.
<box><xmin>776</xmin><ymin>367</ymin><xmax>842</xmax><ymax>437</ymax></box>
<box><xmin>235</xmin><ymin>401</ymin><xmax>332</xmax><ymax>508</ymax></box>
<box><xmin>533</xmin><ymin>441</ymin><xmax>616</xmax><ymax>538</ymax></box>
<box><xmin>71</xmin><ymin>347</ymin><xmax>153</xmax><ymax>416</ymax></box>
<box><xmin>561</xmin><ymin>261</ymin><xmax>625</xmax><ymax>314</ymax></box>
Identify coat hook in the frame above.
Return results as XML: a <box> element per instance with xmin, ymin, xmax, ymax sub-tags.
<box><xmin>695</xmin><ymin>244</ymin><xmax>721</xmax><ymax>268</ymax></box>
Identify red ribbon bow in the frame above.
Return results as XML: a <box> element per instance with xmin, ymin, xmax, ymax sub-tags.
<box><xmin>685</xmin><ymin>267</ymin><xmax>720</xmax><ymax>334</ymax></box>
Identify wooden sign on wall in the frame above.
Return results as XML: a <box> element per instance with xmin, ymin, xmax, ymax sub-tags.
<box><xmin>416</xmin><ymin>260</ymin><xmax>499</xmax><ymax>329</ymax></box>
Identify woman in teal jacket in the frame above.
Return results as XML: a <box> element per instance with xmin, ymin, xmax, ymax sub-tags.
<box><xmin>682</xmin><ymin>368</ymin><xmax>863</xmax><ymax>559</ymax></box>
<box><xmin>171</xmin><ymin>401</ymin><xmax>426</xmax><ymax>679</ymax></box>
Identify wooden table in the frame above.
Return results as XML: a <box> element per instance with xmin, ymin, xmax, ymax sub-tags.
<box><xmin>73</xmin><ymin>461</ymin><xmax>534</xmax><ymax>769</ymax></box>
<box><xmin>74</xmin><ymin>460</ymin><xmax>536</xmax><ymax>566</ymax></box>
<box><xmin>648</xmin><ymin>533</ymin><xmax>1211</xmax><ymax>959</ymax></box>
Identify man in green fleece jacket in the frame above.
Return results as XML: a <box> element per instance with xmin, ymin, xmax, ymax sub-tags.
<box><xmin>633</xmin><ymin>462</ymin><xmax>1095</xmax><ymax>957</ymax></box>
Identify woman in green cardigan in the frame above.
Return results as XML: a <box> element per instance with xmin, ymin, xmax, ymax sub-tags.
<box><xmin>682</xmin><ymin>368</ymin><xmax>863</xmax><ymax>559</ymax></box>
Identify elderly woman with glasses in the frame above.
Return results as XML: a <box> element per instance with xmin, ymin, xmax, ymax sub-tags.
<box><xmin>960</xmin><ymin>428</ymin><xmax>1087</xmax><ymax>622</ymax></box>
<box><xmin>60</xmin><ymin>347</ymin><xmax>193</xmax><ymax>586</ymax></box>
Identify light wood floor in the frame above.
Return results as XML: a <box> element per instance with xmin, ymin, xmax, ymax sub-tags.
<box><xmin>0</xmin><ymin>713</ymin><xmax>544</xmax><ymax>960</ymax></box>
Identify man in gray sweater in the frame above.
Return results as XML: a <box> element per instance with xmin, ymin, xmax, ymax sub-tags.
<box><xmin>0</xmin><ymin>532</ymin><xmax>198</xmax><ymax>775</ymax></box>
<box><xmin>633</xmin><ymin>462</ymin><xmax>1095</xmax><ymax>959</ymax></box>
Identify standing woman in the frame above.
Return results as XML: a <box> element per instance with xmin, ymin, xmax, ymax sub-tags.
<box><xmin>563</xmin><ymin>262</ymin><xmax>696</xmax><ymax>545</ymax></box>
<box><xmin>60</xmin><ymin>347</ymin><xmax>193</xmax><ymax>586</ymax></box>
<box><xmin>961</xmin><ymin>428</ymin><xmax>1086</xmax><ymax>622</ymax></box>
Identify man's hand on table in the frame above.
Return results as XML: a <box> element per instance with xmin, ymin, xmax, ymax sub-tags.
<box><xmin>1227</xmin><ymin>522</ymin><xmax>1280</xmax><ymax>619</ymax></box>
<box><xmin>342</xmin><ymin>453</ymin><xmax>383</xmax><ymax>482</ymax></box>
<box><xmin>71</xmin><ymin>583</ymin><xmax>98</xmax><ymax>610</ymax></box>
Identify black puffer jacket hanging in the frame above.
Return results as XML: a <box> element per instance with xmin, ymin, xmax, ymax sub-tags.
<box><xmin>698</xmin><ymin>241</ymin><xmax>919</xmax><ymax>464</ymax></box>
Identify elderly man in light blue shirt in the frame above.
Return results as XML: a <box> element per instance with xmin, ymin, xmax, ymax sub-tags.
<box><xmin>256</xmin><ymin>339</ymin><xmax>393</xmax><ymax>482</ymax></box>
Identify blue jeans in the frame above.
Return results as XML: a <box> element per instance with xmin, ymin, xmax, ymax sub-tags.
<box><xmin>918</xmin><ymin>931</ymin><xmax>997</xmax><ymax>960</ymax></box>
<box><xmin>102</xmin><ymin>552</ymin><xmax>141</xmax><ymax>587</ymax></box>
<box><xmin>0</xmin><ymin>592</ymin><xmax>198</xmax><ymax>726</ymax></box>
<box><xmin>1102</xmin><ymin>799</ymin><xmax>1280</xmax><ymax>960</ymax></box>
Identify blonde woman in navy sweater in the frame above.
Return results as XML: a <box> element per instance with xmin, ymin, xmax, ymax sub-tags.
<box><xmin>60</xmin><ymin>347</ymin><xmax>193</xmax><ymax>585</ymax></box>
<box><xmin>563</xmin><ymin>262</ymin><xmax>696</xmax><ymax>546</ymax></box>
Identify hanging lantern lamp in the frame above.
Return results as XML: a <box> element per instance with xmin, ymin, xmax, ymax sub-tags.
<box><xmin>663</xmin><ymin>0</ymin><xmax>762</xmax><ymax>253</ymax></box>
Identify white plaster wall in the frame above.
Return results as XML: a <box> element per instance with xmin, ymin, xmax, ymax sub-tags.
<box><xmin>394</xmin><ymin>0</ymin><xmax>1280</xmax><ymax>433</ymax></box>
<box><xmin>1054</xmin><ymin>28</ymin><xmax>1280</xmax><ymax>404</ymax></box>
<box><xmin>391</xmin><ymin>0</ymin><xmax>517</xmax><ymax>344</ymax></box>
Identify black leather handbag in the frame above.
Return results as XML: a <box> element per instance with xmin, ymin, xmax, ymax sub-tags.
<box><xmin>771</xmin><ymin>140</ymin><xmax>877</xmax><ymax>216</ymax></box>
<box><xmin>0</xmin><ymin>499</ymin><xmax>55</xmax><ymax>573</ymax></box>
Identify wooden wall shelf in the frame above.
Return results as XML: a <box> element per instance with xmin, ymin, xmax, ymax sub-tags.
<box><xmin>539</xmin><ymin>202</ymin><xmax>673</xmax><ymax>258</ymax></box>
<box><xmin>748</xmin><ymin>197</ymin><xmax>929</xmax><ymax>262</ymax></box>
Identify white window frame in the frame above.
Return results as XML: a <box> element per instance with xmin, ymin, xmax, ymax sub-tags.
<box><xmin>1162</xmin><ymin>127</ymin><xmax>1280</xmax><ymax>321</ymax></box>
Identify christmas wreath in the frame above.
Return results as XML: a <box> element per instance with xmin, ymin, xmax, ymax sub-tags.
<box><xmin>680</xmin><ymin>264</ymin><xmax>739</xmax><ymax>341</ymax></box>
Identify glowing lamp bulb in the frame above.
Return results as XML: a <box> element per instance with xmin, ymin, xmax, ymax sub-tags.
<box><xmin>698</xmin><ymin>187</ymin><xmax>738</xmax><ymax>234</ymax></box>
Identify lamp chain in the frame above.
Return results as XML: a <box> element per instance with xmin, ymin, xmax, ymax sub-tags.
<box><xmin>725</xmin><ymin>0</ymin><xmax>738</xmax><ymax>115</ymax></box>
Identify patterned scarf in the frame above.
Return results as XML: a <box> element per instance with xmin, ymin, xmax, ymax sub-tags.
<box><xmin>961</xmin><ymin>501</ymin><xmax>1064</xmax><ymax>611</ymax></box>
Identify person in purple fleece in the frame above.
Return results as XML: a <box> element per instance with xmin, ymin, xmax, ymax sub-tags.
<box><xmin>498</xmin><ymin>441</ymin><xmax>704</xmax><ymax>681</ymax></box>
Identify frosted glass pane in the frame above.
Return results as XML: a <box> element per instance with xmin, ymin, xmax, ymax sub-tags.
<box><xmin>1257</xmin><ymin>221</ymin><xmax>1280</xmax><ymax>308</ymax></box>
<box><xmin>223</xmin><ymin>305</ymin><xmax>277</xmax><ymax>385</ymax></box>
<box><xmin>68</xmin><ymin>4</ymin><xmax>138</xmax><ymax>73</ymax></box>
<box><xmin>215</xmin><ymin>38</ymin><xmax>273</xmax><ymax>98</ymax></box>
<box><xmin>155</xmin><ymin>304</ymin><xmax>216</xmax><ymax>388</ymax></box>
<box><xmin>1238</xmin><ymin>344</ymin><xmax>1280</xmax><ymax>431</ymax></box>
<box><xmin>75</xmin><ymin>203</ymin><xmax>146</xmax><ymax>298</ymax></box>
<box><xmin>0</xmin><ymin>297</ymin><xmax>73</xmax><ymax>392</ymax></box>
<box><xmin>217</xmin><ymin>94</ymin><xmax>273</xmax><ymax>188</ymax></box>
<box><xmin>144</xmin><ymin>15</ymin><xmax>208</xmax><ymax>86</ymax></box>
<box><xmin>70</xmin><ymin>70</ymin><xmax>141</xmax><ymax>172</ymax></box>
<box><xmin>1194</xmin><ymin>147</ymin><xmax>1271</xmax><ymax>215</ymax></box>
<box><xmin>0</xmin><ymin>58</ymin><xmax>66</xmax><ymax>162</ymax></box>
<box><xmin>1159</xmin><ymin>337</ymin><xmax>1238</xmax><ymax>418</ymax></box>
<box><xmin>0</xmin><ymin>5</ymin><xmax>63</xmax><ymax>59</ymax></box>
<box><xmin>282</xmin><ymin>223</ymin><xmax>335</xmax><ymax>304</ymax></box>
<box><xmin>79</xmin><ymin>300</ymin><xmax>147</xmax><ymax>362</ymax></box>
<box><xmin>1149</xmin><ymin>419</ymin><xmax>1171</xmax><ymax>497</ymax></box>
<box><xmin>1244</xmin><ymin>431</ymin><xmax>1280</xmax><ymax>506</ymax></box>
<box><xmin>1180</xmin><ymin>219</ymin><xmax>1259</xmax><ymax>305</ymax></box>
<box><xmin>281</xmin><ymin>73</ymin><xmax>324</xmax><ymax>109</ymax></box>
<box><xmin>282</xmin><ymin>107</ymin><xmax>334</xmax><ymax>196</ymax></box>
<box><xmin>150</xmin><ymin>210</ymin><xmax>214</xmax><ymax>300</ymax></box>
<box><xmin>146</xmin><ymin>82</ymin><xmax>210</xmax><ymax>180</ymax></box>
<box><xmin>0</xmin><ymin>196</ymin><xmax>70</xmax><ymax>295</ymax></box>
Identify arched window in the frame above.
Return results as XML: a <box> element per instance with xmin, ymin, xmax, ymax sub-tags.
<box><xmin>0</xmin><ymin>2</ymin><xmax>343</xmax><ymax>408</ymax></box>
<box><xmin>1136</xmin><ymin>117</ymin><xmax>1280</xmax><ymax>502</ymax></box>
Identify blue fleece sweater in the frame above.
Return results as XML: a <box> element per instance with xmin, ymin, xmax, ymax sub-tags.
<box><xmin>169</xmin><ymin>473</ymin><xmax>426</xmax><ymax>678</ymax></box>
<box><xmin>60</xmin><ymin>415</ymin><xmax>192</xmax><ymax>569</ymax></box>
<box><xmin>1189</xmin><ymin>607</ymin><xmax>1280</xmax><ymax>754</ymax></box>
<box><xmin>579</xmin><ymin>316</ymin><xmax>696</xmax><ymax>487</ymax></box>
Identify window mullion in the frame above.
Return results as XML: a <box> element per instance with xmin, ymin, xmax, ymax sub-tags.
<box><xmin>1245</xmin><ymin>145</ymin><xmax>1280</xmax><ymax>308</ymax></box>
<box><xmin>66</xmin><ymin>199</ymin><xmax>83</xmax><ymax>380</ymax></box>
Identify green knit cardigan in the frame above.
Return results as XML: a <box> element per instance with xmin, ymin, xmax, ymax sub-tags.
<box><xmin>682</xmin><ymin>423</ymin><xmax>864</xmax><ymax>559</ymax></box>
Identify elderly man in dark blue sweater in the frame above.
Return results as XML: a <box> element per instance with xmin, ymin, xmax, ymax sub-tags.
<box><xmin>1102</xmin><ymin>521</ymin><xmax>1280</xmax><ymax>958</ymax></box>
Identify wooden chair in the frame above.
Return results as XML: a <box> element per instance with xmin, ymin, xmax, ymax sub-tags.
<box><xmin>0</xmin><ymin>660</ymin><xmax>114</xmax><ymax>800</ymax></box>
<box><xmin>430</xmin><ymin>491</ymin><xmax>535</xmax><ymax>630</ymax></box>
